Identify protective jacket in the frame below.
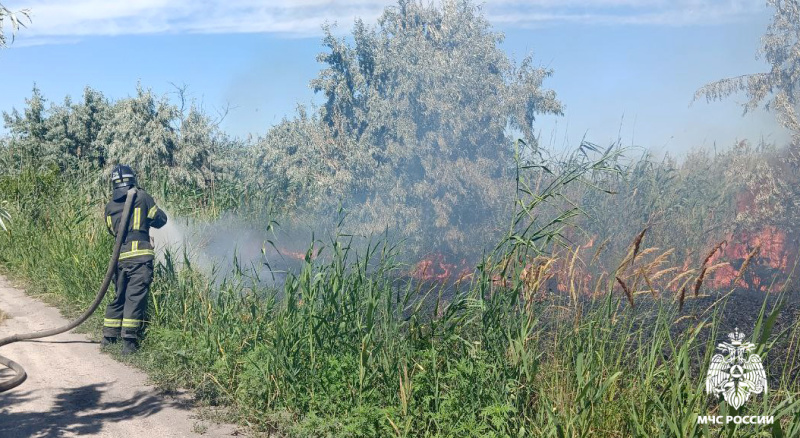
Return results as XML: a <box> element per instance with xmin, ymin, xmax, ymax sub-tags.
<box><xmin>104</xmin><ymin>188</ymin><xmax>167</xmax><ymax>262</ymax></box>
<box><xmin>103</xmin><ymin>187</ymin><xmax>167</xmax><ymax>341</ymax></box>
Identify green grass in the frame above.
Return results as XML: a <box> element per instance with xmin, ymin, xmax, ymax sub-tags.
<box><xmin>1</xmin><ymin>167</ymin><xmax>799</xmax><ymax>437</ymax></box>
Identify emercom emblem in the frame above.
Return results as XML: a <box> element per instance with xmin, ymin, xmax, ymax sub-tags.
<box><xmin>705</xmin><ymin>328</ymin><xmax>767</xmax><ymax>410</ymax></box>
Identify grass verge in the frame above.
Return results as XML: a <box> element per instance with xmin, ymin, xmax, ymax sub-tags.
<box><xmin>1</xmin><ymin>169</ymin><xmax>799</xmax><ymax>437</ymax></box>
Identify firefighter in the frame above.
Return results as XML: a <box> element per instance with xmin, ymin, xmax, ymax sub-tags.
<box><xmin>102</xmin><ymin>165</ymin><xmax>167</xmax><ymax>355</ymax></box>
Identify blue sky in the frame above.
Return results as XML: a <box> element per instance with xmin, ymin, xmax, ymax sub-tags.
<box><xmin>0</xmin><ymin>0</ymin><xmax>791</xmax><ymax>154</ymax></box>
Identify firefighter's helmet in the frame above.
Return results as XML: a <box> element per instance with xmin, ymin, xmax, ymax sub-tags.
<box><xmin>111</xmin><ymin>165</ymin><xmax>137</xmax><ymax>189</ymax></box>
<box><xmin>111</xmin><ymin>165</ymin><xmax>137</xmax><ymax>200</ymax></box>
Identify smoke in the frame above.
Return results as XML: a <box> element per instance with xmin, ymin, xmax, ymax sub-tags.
<box><xmin>149</xmin><ymin>210</ymin><xmax>215</xmax><ymax>270</ymax></box>
<box><xmin>146</xmin><ymin>203</ymin><xmax>456</xmax><ymax>292</ymax></box>
<box><xmin>148</xmin><ymin>209</ymin><xmax>347</xmax><ymax>286</ymax></box>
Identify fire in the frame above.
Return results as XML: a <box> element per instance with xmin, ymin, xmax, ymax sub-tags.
<box><xmin>707</xmin><ymin>227</ymin><xmax>794</xmax><ymax>292</ymax></box>
<box><xmin>410</xmin><ymin>254</ymin><xmax>472</xmax><ymax>281</ymax></box>
<box><xmin>266</xmin><ymin>219</ymin><xmax>796</xmax><ymax>297</ymax></box>
<box><xmin>281</xmin><ymin>249</ymin><xmax>311</xmax><ymax>261</ymax></box>
<box><xmin>262</xmin><ymin>245</ymin><xmax>316</xmax><ymax>263</ymax></box>
<box><xmin>512</xmin><ymin>223</ymin><xmax>797</xmax><ymax>300</ymax></box>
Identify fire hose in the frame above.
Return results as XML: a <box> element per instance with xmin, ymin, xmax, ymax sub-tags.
<box><xmin>0</xmin><ymin>187</ymin><xmax>137</xmax><ymax>393</ymax></box>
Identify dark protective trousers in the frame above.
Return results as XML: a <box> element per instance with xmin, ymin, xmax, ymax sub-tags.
<box><xmin>103</xmin><ymin>259</ymin><xmax>153</xmax><ymax>340</ymax></box>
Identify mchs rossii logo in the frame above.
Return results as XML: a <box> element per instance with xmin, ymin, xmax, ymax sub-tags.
<box><xmin>697</xmin><ymin>328</ymin><xmax>773</xmax><ymax>426</ymax></box>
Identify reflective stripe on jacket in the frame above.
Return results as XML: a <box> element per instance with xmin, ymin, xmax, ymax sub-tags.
<box><xmin>105</xmin><ymin>188</ymin><xmax>168</xmax><ymax>262</ymax></box>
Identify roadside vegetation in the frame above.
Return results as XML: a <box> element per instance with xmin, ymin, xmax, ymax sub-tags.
<box><xmin>1</xmin><ymin>0</ymin><xmax>799</xmax><ymax>436</ymax></box>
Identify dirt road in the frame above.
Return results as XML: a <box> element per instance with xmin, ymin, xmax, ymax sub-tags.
<box><xmin>0</xmin><ymin>275</ymin><xmax>242</xmax><ymax>437</ymax></box>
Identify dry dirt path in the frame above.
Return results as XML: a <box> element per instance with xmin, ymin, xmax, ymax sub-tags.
<box><xmin>0</xmin><ymin>275</ymin><xmax>242</xmax><ymax>437</ymax></box>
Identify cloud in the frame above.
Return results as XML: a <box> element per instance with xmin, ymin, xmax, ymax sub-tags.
<box><xmin>10</xmin><ymin>0</ymin><xmax>391</xmax><ymax>38</ymax></box>
<box><xmin>7</xmin><ymin>0</ymin><xmax>766</xmax><ymax>43</ymax></box>
<box><xmin>487</xmin><ymin>0</ymin><xmax>765</xmax><ymax>27</ymax></box>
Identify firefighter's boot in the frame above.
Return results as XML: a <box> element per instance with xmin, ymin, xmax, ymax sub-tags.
<box><xmin>121</xmin><ymin>339</ymin><xmax>139</xmax><ymax>355</ymax></box>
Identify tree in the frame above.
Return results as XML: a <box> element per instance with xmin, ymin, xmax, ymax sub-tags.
<box><xmin>173</xmin><ymin>104</ymin><xmax>233</xmax><ymax>191</ymax></box>
<box><xmin>695</xmin><ymin>0</ymin><xmax>800</xmax><ymax>146</ymax></box>
<box><xmin>41</xmin><ymin>88</ymin><xmax>111</xmax><ymax>170</ymax></box>
<box><xmin>2</xmin><ymin>85</ymin><xmax>50</xmax><ymax>168</ymax></box>
<box><xmin>0</xmin><ymin>2</ymin><xmax>31</xmax><ymax>228</ymax></box>
<box><xmin>249</xmin><ymin>107</ymin><xmax>356</xmax><ymax>212</ymax></box>
<box><xmin>69</xmin><ymin>87</ymin><xmax>111</xmax><ymax>168</ymax></box>
<box><xmin>256</xmin><ymin>0</ymin><xmax>563</xmax><ymax>255</ymax></box>
<box><xmin>98</xmin><ymin>86</ymin><xmax>178</xmax><ymax>182</ymax></box>
<box><xmin>4</xmin><ymin>87</ymin><xmax>114</xmax><ymax>172</ymax></box>
<box><xmin>695</xmin><ymin>1</ymin><xmax>800</xmax><ymax>257</ymax></box>
<box><xmin>0</xmin><ymin>3</ymin><xmax>30</xmax><ymax>49</ymax></box>
<box><xmin>1</xmin><ymin>83</ymin><xmax>240</xmax><ymax>207</ymax></box>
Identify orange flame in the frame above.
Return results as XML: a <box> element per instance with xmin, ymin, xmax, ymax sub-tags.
<box><xmin>410</xmin><ymin>254</ymin><xmax>471</xmax><ymax>281</ymax></box>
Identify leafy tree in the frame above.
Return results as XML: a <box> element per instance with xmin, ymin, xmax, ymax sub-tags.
<box><xmin>0</xmin><ymin>3</ymin><xmax>29</xmax><ymax>49</ymax></box>
<box><xmin>1</xmin><ymin>2</ymin><xmax>31</xmax><ymax>228</ymax></box>
<box><xmin>2</xmin><ymin>85</ymin><xmax>50</xmax><ymax>168</ymax></box>
<box><xmin>173</xmin><ymin>104</ymin><xmax>238</xmax><ymax>192</ymax></box>
<box><xmin>256</xmin><ymin>0</ymin><xmax>563</xmax><ymax>255</ymax></box>
<box><xmin>69</xmin><ymin>87</ymin><xmax>111</xmax><ymax>168</ymax></box>
<box><xmin>42</xmin><ymin>88</ymin><xmax>111</xmax><ymax>170</ymax></box>
<box><xmin>249</xmin><ymin>106</ymin><xmax>357</xmax><ymax>212</ymax></box>
<box><xmin>695</xmin><ymin>0</ymin><xmax>800</xmax><ymax>146</ymax></box>
<box><xmin>695</xmin><ymin>0</ymin><xmax>800</xmax><ymax>238</ymax></box>
<box><xmin>1</xmin><ymin>85</ymin><xmax>243</xmax><ymax>209</ymax></box>
<box><xmin>98</xmin><ymin>86</ymin><xmax>178</xmax><ymax>182</ymax></box>
<box><xmin>4</xmin><ymin>86</ymin><xmax>112</xmax><ymax>173</ymax></box>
